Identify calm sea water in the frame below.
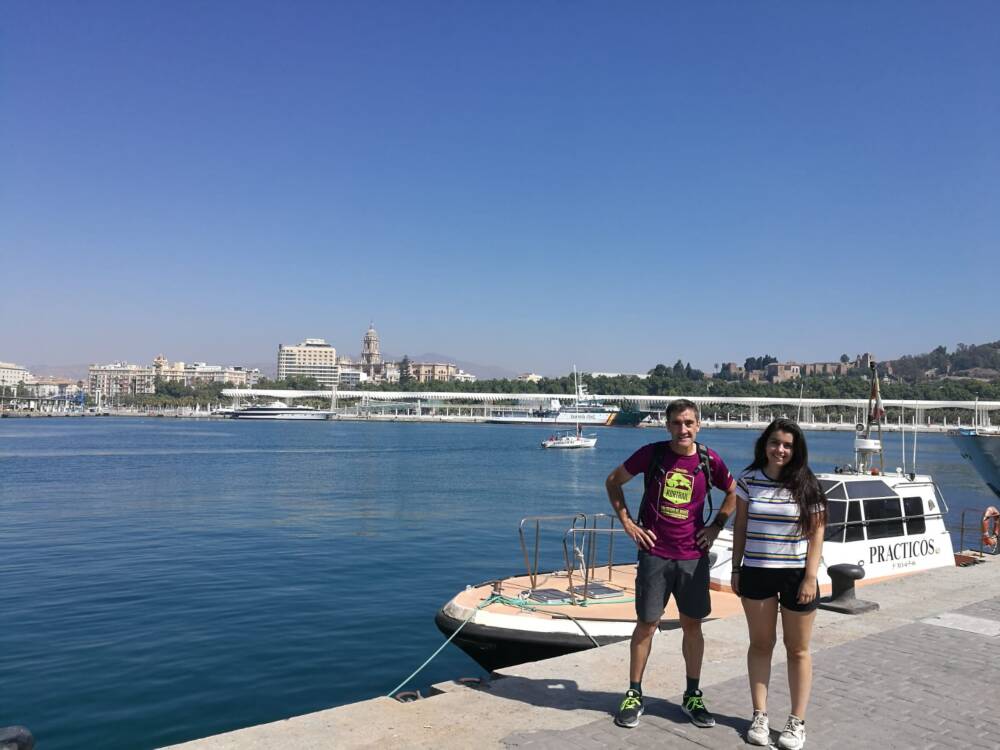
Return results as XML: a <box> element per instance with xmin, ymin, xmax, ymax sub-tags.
<box><xmin>0</xmin><ymin>418</ymin><xmax>993</xmax><ymax>749</ymax></box>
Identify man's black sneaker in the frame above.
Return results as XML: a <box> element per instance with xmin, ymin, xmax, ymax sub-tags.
<box><xmin>681</xmin><ymin>689</ymin><xmax>716</xmax><ymax>728</ymax></box>
<box><xmin>614</xmin><ymin>688</ymin><xmax>644</xmax><ymax>728</ymax></box>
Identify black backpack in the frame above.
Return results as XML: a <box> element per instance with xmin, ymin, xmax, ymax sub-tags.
<box><xmin>639</xmin><ymin>441</ymin><xmax>715</xmax><ymax>524</ymax></box>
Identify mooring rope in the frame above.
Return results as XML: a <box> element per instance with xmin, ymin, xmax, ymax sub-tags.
<box><xmin>385</xmin><ymin>594</ymin><xmax>501</xmax><ymax>698</ymax></box>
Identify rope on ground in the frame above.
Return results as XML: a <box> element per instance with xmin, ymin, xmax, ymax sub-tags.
<box><xmin>385</xmin><ymin>594</ymin><xmax>501</xmax><ymax>698</ymax></box>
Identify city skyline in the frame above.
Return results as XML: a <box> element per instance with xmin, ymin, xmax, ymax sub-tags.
<box><xmin>3</xmin><ymin>3</ymin><xmax>998</xmax><ymax>375</ymax></box>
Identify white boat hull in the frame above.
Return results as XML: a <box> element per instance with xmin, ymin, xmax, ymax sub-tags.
<box><xmin>541</xmin><ymin>436</ymin><xmax>597</xmax><ymax>449</ymax></box>
<box><xmin>488</xmin><ymin>412</ymin><xmax>615</xmax><ymax>426</ymax></box>
<box><xmin>232</xmin><ymin>413</ymin><xmax>329</xmax><ymax>420</ymax></box>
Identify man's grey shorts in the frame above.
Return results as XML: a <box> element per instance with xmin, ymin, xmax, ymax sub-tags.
<box><xmin>635</xmin><ymin>550</ymin><xmax>711</xmax><ymax>622</ymax></box>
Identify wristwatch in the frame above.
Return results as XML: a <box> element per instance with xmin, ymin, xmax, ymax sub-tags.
<box><xmin>713</xmin><ymin>515</ymin><xmax>727</xmax><ymax>529</ymax></box>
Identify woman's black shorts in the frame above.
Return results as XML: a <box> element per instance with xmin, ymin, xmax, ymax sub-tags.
<box><xmin>739</xmin><ymin>565</ymin><xmax>819</xmax><ymax>613</ymax></box>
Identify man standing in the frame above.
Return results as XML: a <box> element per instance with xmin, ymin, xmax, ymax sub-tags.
<box><xmin>606</xmin><ymin>399</ymin><xmax>737</xmax><ymax>729</ymax></box>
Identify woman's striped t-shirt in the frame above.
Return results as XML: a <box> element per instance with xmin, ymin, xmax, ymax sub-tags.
<box><xmin>736</xmin><ymin>469</ymin><xmax>818</xmax><ymax>569</ymax></box>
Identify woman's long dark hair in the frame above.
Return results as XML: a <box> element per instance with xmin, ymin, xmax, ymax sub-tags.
<box><xmin>745</xmin><ymin>418</ymin><xmax>827</xmax><ymax>535</ymax></box>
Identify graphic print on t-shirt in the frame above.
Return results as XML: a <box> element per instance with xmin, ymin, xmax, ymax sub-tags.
<box><xmin>660</xmin><ymin>468</ymin><xmax>693</xmax><ymax>519</ymax></box>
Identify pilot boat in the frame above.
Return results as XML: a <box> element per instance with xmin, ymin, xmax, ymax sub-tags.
<box><xmin>435</xmin><ymin>365</ymin><xmax>959</xmax><ymax>671</ymax></box>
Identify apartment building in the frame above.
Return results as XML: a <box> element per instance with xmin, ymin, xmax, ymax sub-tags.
<box><xmin>0</xmin><ymin>362</ymin><xmax>33</xmax><ymax>388</ymax></box>
<box><xmin>88</xmin><ymin>363</ymin><xmax>156</xmax><ymax>396</ymax></box>
<box><xmin>152</xmin><ymin>355</ymin><xmax>259</xmax><ymax>387</ymax></box>
<box><xmin>277</xmin><ymin>338</ymin><xmax>339</xmax><ymax>387</ymax></box>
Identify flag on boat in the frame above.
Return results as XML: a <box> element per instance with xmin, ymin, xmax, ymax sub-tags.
<box><xmin>869</xmin><ymin>372</ymin><xmax>886</xmax><ymax>422</ymax></box>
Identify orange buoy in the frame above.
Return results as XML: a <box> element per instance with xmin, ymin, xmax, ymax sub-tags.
<box><xmin>982</xmin><ymin>506</ymin><xmax>1000</xmax><ymax>552</ymax></box>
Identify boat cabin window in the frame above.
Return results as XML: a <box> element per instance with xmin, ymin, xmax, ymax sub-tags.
<box><xmin>821</xmin><ymin>481</ymin><xmax>846</xmax><ymax>500</ymax></box>
<box><xmin>845</xmin><ymin>500</ymin><xmax>864</xmax><ymax>542</ymax></box>
<box><xmin>825</xmin><ymin>500</ymin><xmax>846</xmax><ymax>542</ymax></box>
<box><xmin>863</xmin><ymin>497</ymin><xmax>904</xmax><ymax>539</ymax></box>
<box><xmin>846</xmin><ymin>480</ymin><xmax>895</xmax><ymax>499</ymax></box>
<box><xmin>903</xmin><ymin>496</ymin><xmax>926</xmax><ymax>535</ymax></box>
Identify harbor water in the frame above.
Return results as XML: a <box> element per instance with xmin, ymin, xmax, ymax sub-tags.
<box><xmin>0</xmin><ymin>419</ymin><xmax>993</xmax><ymax>749</ymax></box>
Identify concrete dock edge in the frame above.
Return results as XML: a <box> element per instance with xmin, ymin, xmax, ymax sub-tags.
<box><xmin>164</xmin><ymin>554</ymin><xmax>1000</xmax><ymax>749</ymax></box>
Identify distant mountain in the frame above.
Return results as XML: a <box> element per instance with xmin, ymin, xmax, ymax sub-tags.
<box><xmin>888</xmin><ymin>341</ymin><xmax>1000</xmax><ymax>381</ymax></box>
<box><xmin>27</xmin><ymin>363</ymin><xmax>90</xmax><ymax>381</ymax></box>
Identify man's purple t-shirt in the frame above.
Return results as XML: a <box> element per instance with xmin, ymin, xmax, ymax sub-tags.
<box><xmin>623</xmin><ymin>442</ymin><xmax>733</xmax><ymax>561</ymax></box>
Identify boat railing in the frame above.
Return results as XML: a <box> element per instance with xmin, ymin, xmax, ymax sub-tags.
<box><xmin>956</xmin><ymin>507</ymin><xmax>997</xmax><ymax>558</ymax></box>
<box><xmin>561</xmin><ymin>517</ymin><xmax>634</xmax><ymax>605</ymax></box>
<box><xmin>518</xmin><ymin>514</ymin><xmax>589</xmax><ymax>590</ymax></box>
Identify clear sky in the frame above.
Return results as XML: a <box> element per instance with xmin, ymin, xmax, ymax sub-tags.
<box><xmin>2</xmin><ymin>2</ymin><xmax>997</xmax><ymax>377</ymax></box>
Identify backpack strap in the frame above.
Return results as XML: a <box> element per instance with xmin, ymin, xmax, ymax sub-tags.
<box><xmin>695</xmin><ymin>441</ymin><xmax>715</xmax><ymax>521</ymax></box>
<box><xmin>638</xmin><ymin>441</ymin><xmax>666</xmax><ymax>526</ymax></box>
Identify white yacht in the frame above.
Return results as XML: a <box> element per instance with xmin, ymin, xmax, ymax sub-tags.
<box><xmin>229</xmin><ymin>401</ymin><xmax>328</xmax><ymax>420</ymax></box>
<box><xmin>491</xmin><ymin>367</ymin><xmax>633</xmax><ymax>426</ymax></box>
<box><xmin>488</xmin><ymin>395</ymin><xmax>620</xmax><ymax>426</ymax></box>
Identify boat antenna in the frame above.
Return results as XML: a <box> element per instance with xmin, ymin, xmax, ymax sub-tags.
<box><xmin>796</xmin><ymin>382</ymin><xmax>804</xmax><ymax>422</ymax></box>
<box><xmin>912</xmin><ymin>412</ymin><xmax>918</xmax><ymax>474</ymax></box>
<box><xmin>855</xmin><ymin>360</ymin><xmax>885</xmax><ymax>474</ymax></box>
<box><xmin>900</xmin><ymin>405</ymin><xmax>907</xmax><ymax>474</ymax></box>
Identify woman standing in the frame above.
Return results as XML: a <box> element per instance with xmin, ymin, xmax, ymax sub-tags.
<box><xmin>731</xmin><ymin>419</ymin><xmax>826</xmax><ymax>750</ymax></box>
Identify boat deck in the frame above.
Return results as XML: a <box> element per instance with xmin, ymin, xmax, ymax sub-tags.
<box><xmin>452</xmin><ymin>564</ymin><xmax>746</xmax><ymax>623</ymax></box>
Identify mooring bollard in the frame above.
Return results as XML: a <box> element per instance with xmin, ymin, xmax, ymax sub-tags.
<box><xmin>0</xmin><ymin>726</ymin><xmax>34</xmax><ymax>750</ymax></box>
<box><xmin>394</xmin><ymin>690</ymin><xmax>422</xmax><ymax>703</ymax></box>
<box><xmin>818</xmin><ymin>563</ymin><xmax>879</xmax><ymax>614</ymax></box>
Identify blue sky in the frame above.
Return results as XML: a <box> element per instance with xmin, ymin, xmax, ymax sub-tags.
<box><xmin>2</xmin><ymin>2</ymin><xmax>997</xmax><ymax>377</ymax></box>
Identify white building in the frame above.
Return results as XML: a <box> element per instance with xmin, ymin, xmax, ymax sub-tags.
<box><xmin>25</xmin><ymin>377</ymin><xmax>82</xmax><ymax>398</ymax></box>
<box><xmin>453</xmin><ymin>369</ymin><xmax>477</xmax><ymax>383</ymax></box>
<box><xmin>152</xmin><ymin>355</ymin><xmax>259</xmax><ymax>387</ymax></box>
<box><xmin>0</xmin><ymin>362</ymin><xmax>33</xmax><ymax>388</ymax></box>
<box><xmin>338</xmin><ymin>368</ymin><xmax>368</xmax><ymax>388</ymax></box>
<box><xmin>382</xmin><ymin>362</ymin><xmax>400</xmax><ymax>384</ymax></box>
<box><xmin>277</xmin><ymin>338</ymin><xmax>339</xmax><ymax>387</ymax></box>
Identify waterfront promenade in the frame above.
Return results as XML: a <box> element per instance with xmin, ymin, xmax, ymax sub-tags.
<box><xmin>166</xmin><ymin>553</ymin><xmax>1000</xmax><ymax>749</ymax></box>
<box><xmin>1</xmin><ymin>409</ymin><xmax>992</xmax><ymax>433</ymax></box>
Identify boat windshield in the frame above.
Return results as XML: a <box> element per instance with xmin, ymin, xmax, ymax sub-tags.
<box><xmin>824</xmin><ymin>487</ymin><xmax>935</xmax><ymax>544</ymax></box>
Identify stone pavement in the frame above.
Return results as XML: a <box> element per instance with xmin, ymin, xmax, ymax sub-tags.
<box><xmin>167</xmin><ymin>555</ymin><xmax>1000</xmax><ymax>749</ymax></box>
<box><xmin>504</xmin><ymin>595</ymin><xmax>1000</xmax><ymax>749</ymax></box>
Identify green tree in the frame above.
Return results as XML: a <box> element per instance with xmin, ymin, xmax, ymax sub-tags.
<box><xmin>399</xmin><ymin>356</ymin><xmax>413</xmax><ymax>386</ymax></box>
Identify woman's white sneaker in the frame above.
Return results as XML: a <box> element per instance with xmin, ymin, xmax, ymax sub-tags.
<box><xmin>746</xmin><ymin>711</ymin><xmax>770</xmax><ymax>746</ymax></box>
<box><xmin>777</xmin><ymin>715</ymin><xmax>806</xmax><ymax>750</ymax></box>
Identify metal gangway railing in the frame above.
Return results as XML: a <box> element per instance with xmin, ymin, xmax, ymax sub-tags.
<box><xmin>518</xmin><ymin>513</ymin><xmax>634</xmax><ymax>605</ymax></box>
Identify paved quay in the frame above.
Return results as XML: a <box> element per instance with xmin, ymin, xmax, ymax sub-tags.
<box><xmin>166</xmin><ymin>555</ymin><xmax>1000</xmax><ymax>750</ymax></box>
